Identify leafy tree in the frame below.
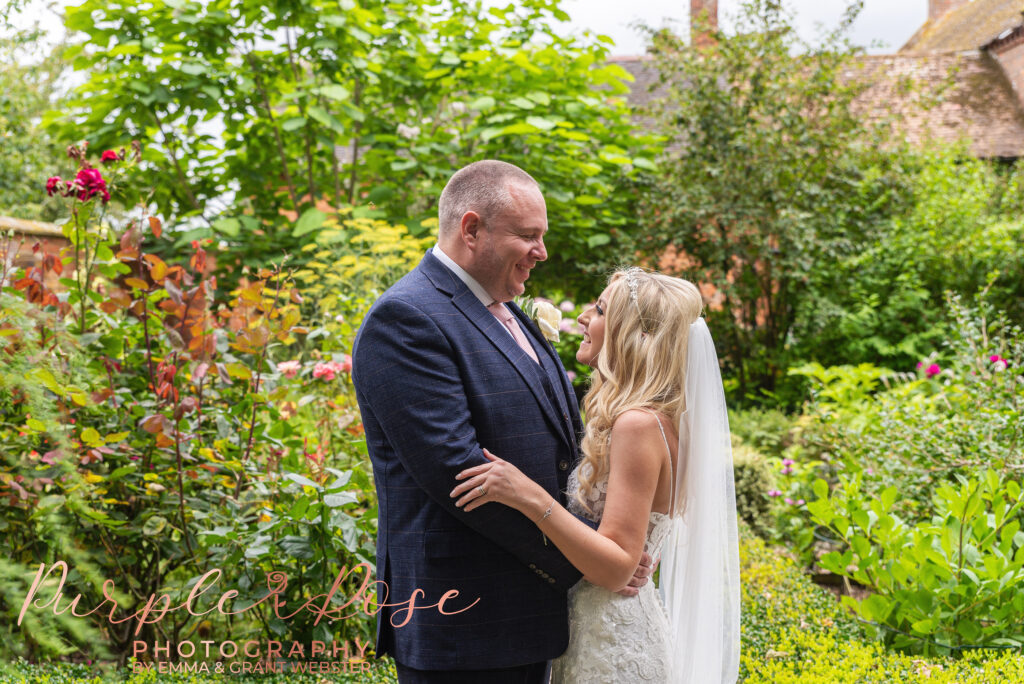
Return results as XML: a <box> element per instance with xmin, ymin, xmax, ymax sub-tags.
<box><xmin>794</xmin><ymin>147</ymin><xmax>1024</xmax><ymax>371</ymax></box>
<box><xmin>0</xmin><ymin>25</ymin><xmax>71</xmax><ymax>220</ymax></box>
<box><xmin>637</xmin><ymin>0</ymin><xmax>904</xmax><ymax>403</ymax></box>
<box><xmin>51</xmin><ymin>0</ymin><xmax>655</xmax><ymax>296</ymax></box>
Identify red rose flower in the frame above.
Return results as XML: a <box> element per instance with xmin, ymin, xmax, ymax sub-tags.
<box><xmin>69</xmin><ymin>167</ymin><xmax>110</xmax><ymax>204</ymax></box>
<box><xmin>46</xmin><ymin>176</ymin><xmax>62</xmax><ymax>196</ymax></box>
<box><xmin>100</xmin><ymin>150</ymin><xmax>119</xmax><ymax>164</ymax></box>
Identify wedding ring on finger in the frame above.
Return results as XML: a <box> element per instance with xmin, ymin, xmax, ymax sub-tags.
<box><xmin>476</xmin><ymin>485</ymin><xmax>486</xmax><ymax>496</ymax></box>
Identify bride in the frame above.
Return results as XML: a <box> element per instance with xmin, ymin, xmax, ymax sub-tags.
<box><xmin>450</xmin><ymin>267</ymin><xmax>741</xmax><ymax>683</ymax></box>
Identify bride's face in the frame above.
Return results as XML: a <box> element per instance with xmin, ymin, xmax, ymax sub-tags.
<box><xmin>576</xmin><ymin>286</ymin><xmax>609</xmax><ymax>367</ymax></box>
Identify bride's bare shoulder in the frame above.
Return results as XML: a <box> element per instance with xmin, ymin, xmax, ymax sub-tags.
<box><xmin>609</xmin><ymin>409</ymin><xmax>665</xmax><ymax>442</ymax></box>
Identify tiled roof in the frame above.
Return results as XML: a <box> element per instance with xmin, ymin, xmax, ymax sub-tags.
<box><xmin>611</xmin><ymin>52</ymin><xmax>1024</xmax><ymax>159</ymax></box>
<box><xmin>850</xmin><ymin>52</ymin><xmax>1024</xmax><ymax>158</ymax></box>
<box><xmin>902</xmin><ymin>0</ymin><xmax>1024</xmax><ymax>53</ymax></box>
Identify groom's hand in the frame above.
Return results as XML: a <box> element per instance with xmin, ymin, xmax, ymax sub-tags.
<box><xmin>615</xmin><ymin>552</ymin><xmax>658</xmax><ymax>597</ymax></box>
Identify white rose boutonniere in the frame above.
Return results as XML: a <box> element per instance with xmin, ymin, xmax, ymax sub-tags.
<box><xmin>515</xmin><ymin>297</ymin><xmax>562</xmax><ymax>343</ymax></box>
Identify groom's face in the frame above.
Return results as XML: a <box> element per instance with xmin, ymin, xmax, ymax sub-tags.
<box><xmin>474</xmin><ymin>183</ymin><xmax>548</xmax><ymax>302</ymax></box>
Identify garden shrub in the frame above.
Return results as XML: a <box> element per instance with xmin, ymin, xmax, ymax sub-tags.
<box><xmin>740</xmin><ymin>527</ymin><xmax>1024</xmax><ymax>681</ymax></box>
<box><xmin>729</xmin><ymin>407</ymin><xmax>797</xmax><ymax>459</ymax></box>
<box><xmin>780</xmin><ymin>294</ymin><xmax>1024</xmax><ymax>652</ymax></box>
<box><xmin>733</xmin><ymin>445</ymin><xmax>774</xmax><ymax>539</ymax></box>
<box><xmin>1</xmin><ymin>146</ymin><xmax>376</xmax><ymax>663</ymax></box>
<box><xmin>795</xmin><ymin>147</ymin><xmax>1024</xmax><ymax>373</ymax></box>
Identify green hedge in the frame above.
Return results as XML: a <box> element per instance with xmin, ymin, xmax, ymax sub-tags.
<box><xmin>740</xmin><ymin>529</ymin><xmax>1024</xmax><ymax>682</ymax></box>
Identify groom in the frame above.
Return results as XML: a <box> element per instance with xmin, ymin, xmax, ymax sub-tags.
<box><xmin>353</xmin><ymin>160</ymin><xmax>617</xmax><ymax>683</ymax></box>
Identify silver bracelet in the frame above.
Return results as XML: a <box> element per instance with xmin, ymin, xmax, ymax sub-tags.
<box><xmin>537</xmin><ymin>499</ymin><xmax>555</xmax><ymax>525</ymax></box>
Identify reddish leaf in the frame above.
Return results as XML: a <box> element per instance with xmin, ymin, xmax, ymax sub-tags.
<box><xmin>143</xmin><ymin>254</ymin><xmax>168</xmax><ymax>283</ymax></box>
<box><xmin>165</xmin><ymin>279</ymin><xmax>183</xmax><ymax>305</ymax></box>
<box><xmin>124</xmin><ymin>277</ymin><xmax>149</xmax><ymax>290</ymax></box>
<box><xmin>140</xmin><ymin>414</ymin><xmax>165</xmax><ymax>434</ymax></box>
<box><xmin>148</xmin><ymin>216</ymin><xmax>162</xmax><ymax>239</ymax></box>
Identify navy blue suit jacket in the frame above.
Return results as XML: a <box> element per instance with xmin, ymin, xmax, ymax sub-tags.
<box><xmin>352</xmin><ymin>251</ymin><xmax>586</xmax><ymax>670</ymax></box>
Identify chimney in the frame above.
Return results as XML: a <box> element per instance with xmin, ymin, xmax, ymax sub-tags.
<box><xmin>690</xmin><ymin>0</ymin><xmax>718</xmax><ymax>48</ymax></box>
<box><xmin>928</xmin><ymin>0</ymin><xmax>969</xmax><ymax>22</ymax></box>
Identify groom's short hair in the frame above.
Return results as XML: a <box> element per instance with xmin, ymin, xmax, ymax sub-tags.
<box><xmin>438</xmin><ymin>160</ymin><xmax>540</xmax><ymax>238</ymax></box>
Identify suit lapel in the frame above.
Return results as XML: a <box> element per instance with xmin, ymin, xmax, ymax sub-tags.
<box><xmin>418</xmin><ymin>252</ymin><xmax>574</xmax><ymax>452</ymax></box>
<box><xmin>510</xmin><ymin>303</ymin><xmax>580</xmax><ymax>457</ymax></box>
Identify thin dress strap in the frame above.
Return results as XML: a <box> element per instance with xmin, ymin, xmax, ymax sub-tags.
<box><xmin>645</xmin><ymin>409</ymin><xmax>674</xmax><ymax>514</ymax></box>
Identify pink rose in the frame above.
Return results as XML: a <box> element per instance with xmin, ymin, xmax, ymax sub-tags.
<box><xmin>277</xmin><ymin>360</ymin><xmax>301</xmax><ymax>378</ymax></box>
<box><xmin>768</xmin><ymin>489</ymin><xmax>782</xmax><ymax>498</ymax></box>
<box><xmin>796</xmin><ymin>499</ymin><xmax>805</xmax><ymax>506</ymax></box>
<box><xmin>100</xmin><ymin>150</ymin><xmax>119</xmax><ymax>164</ymax></box>
<box><xmin>994</xmin><ymin>359</ymin><xmax>1008</xmax><ymax>372</ymax></box>
<box><xmin>312</xmin><ymin>356</ymin><xmax>352</xmax><ymax>381</ymax></box>
<box><xmin>916</xmin><ymin>361</ymin><xmax>924</xmax><ymax>370</ymax></box>
<box><xmin>784</xmin><ymin>497</ymin><xmax>794</xmax><ymax>505</ymax></box>
<box><xmin>312</xmin><ymin>363</ymin><xmax>336</xmax><ymax>381</ymax></box>
<box><xmin>566</xmin><ymin>370</ymin><xmax>577</xmax><ymax>382</ymax></box>
<box><xmin>46</xmin><ymin>176</ymin><xmax>62</xmax><ymax>196</ymax></box>
<box><xmin>559</xmin><ymin>300</ymin><xmax>575</xmax><ymax>313</ymax></box>
<box><xmin>925</xmin><ymin>363</ymin><xmax>941</xmax><ymax>378</ymax></box>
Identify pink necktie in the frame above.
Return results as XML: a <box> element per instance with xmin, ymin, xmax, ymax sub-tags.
<box><xmin>487</xmin><ymin>302</ymin><xmax>539</xmax><ymax>364</ymax></box>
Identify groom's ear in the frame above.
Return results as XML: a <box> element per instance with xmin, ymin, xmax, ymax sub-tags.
<box><xmin>461</xmin><ymin>211</ymin><xmax>483</xmax><ymax>248</ymax></box>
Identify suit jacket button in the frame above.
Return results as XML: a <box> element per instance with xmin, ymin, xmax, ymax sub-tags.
<box><xmin>529</xmin><ymin>564</ymin><xmax>536</xmax><ymax>570</ymax></box>
<box><xmin>558</xmin><ymin>460</ymin><xmax>569</xmax><ymax>471</ymax></box>
<box><xmin>548</xmin><ymin>577</ymin><xmax>556</xmax><ymax>584</ymax></box>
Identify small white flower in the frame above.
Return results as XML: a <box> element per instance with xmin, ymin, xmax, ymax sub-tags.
<box><xmin>533</xmin><ymin>300</ymin><xmax>561</xmax><ymax>343</ymax></box>
<box><xmin>397</xmin><ymin>123</ymin><xmax>420</xmax><ymax>139</ymax></box>
<box><xmin>450</xmin><ymin>102</ymin><xmax>466</xmax><ymax>114</ymax></box>
<box><xmin>335</xmin><ymin>313</ymin><xmax>345</xmax><ymax>324</ymax></box>
<box><xmin>994</xmin><ymin>359</ymin><xmax>1007</xmax><ymax>372</ymax></box>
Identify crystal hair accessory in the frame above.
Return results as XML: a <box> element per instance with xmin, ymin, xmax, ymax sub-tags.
<box><xmin>622</xmin><ymin>267</ymin><xmax>649</xmax><ymax>333</ymax></box>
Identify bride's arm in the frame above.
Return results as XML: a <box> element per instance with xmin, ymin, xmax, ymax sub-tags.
<box><xmin>450</xmin><ymin>410</ymin><xmax>664</xmax><ymax>592</ymax></box>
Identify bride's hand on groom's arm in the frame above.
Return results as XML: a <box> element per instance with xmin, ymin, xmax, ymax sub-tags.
<box><xmin>449</xmin><ymin>449</ymin><xmax>551</xmax><ymax>518</ymax></box>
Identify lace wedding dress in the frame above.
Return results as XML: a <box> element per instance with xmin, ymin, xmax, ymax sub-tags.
<box><xmin>551</xmin><ymin>419</ymin><xmax>675</xmax><ymax>683</ymax></box>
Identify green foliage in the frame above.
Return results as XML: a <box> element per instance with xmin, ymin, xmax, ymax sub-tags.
<box><xmin>794</xmin><ymin>147</ymin><xmax>1024</xmax><ymax>371</ymax></box>
<box><xmin>740</xmin><ymin>527</ymin><xmax>1024</xmax><ymax>681</ymax></box>
<box><xmin>53</xmin><ymin>0</ymin><xmax>655</xmax><ymax>297</ymax></box>
<box><xmin>638</xmin><ymin>0</ymin><xmax>902</xmax><ymax>404</ymax></box>
<box><xmin>1</xmin><ymin>147</ymin><xmax>375</xmax><ymax>661</ymax></box>
<box><xmin>732</xmin><ymin>445</ymin><xmax>774</xmax><ymax>539</ymax></box>
<box><xmin>728</xmin><ymin>407</ymin><xmax>797</xmax><ymax>459</ymax></box>
<box><xmin>798</xmin><ymin>294</ymin><xmax>1024</xmax><ymax>517</ymax></box>
<box><xmin>0</xmin><ymin>27</ymin><xmax>71</xmax><ymax>220</ymax></box>
<box><xmin>292</xmin><ymin>213</ymin><xmax>435</xmax><ymax>340</ymax></box>
<box><xmin>810</xmin><ymin>471</ymin><xmax>1024</xmax><ymax>653</ymax></box>
<box><xmin>776</xmin><ymin>295</ymin><xmax>1024</xmax><ymax>653</ymax></box>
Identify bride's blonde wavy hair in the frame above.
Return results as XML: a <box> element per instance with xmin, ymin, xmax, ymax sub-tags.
<box><xmin>575</xmin><ymin>268</ymin><xmax>704</xmax><ymax>513</ymax></box>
